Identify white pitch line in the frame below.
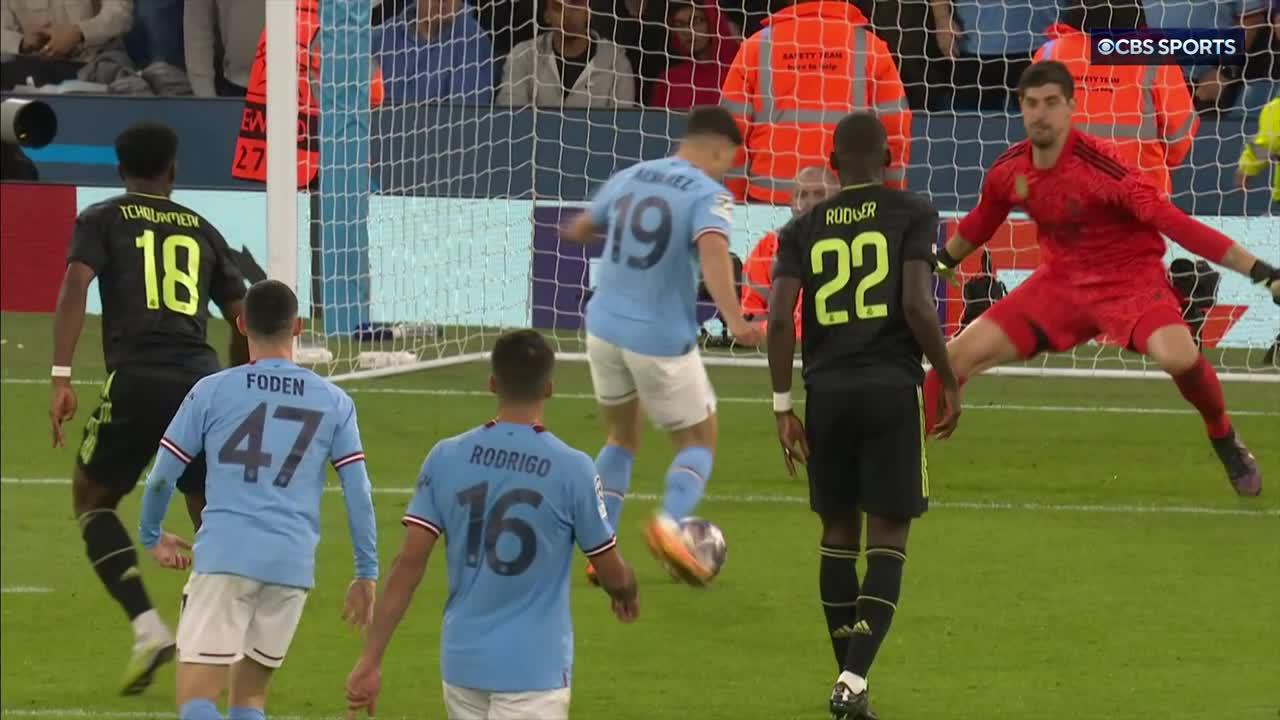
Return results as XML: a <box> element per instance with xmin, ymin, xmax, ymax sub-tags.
<box><xmin>0</xmin><ymin>586</ymin><xmax>53</xmax><ymax>594</ymax></box>
<box><xmin>2</xmin><ymin>377</ymin><xmax>1277</xmax><ymax>417</ymax></box>
<box><xmin>0</xmin><ymin>710</ymin><xmax>412</xmax><ymax>720</ymax></box>
<box><xmin>2</xmin><ymin>477</ymin><xmax>1276</xmax><ymax>517</ymax></box>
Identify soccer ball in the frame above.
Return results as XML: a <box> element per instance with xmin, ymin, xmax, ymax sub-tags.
<box><xmin>677</xmin><ymin>517</ymin><xmax>727</xmax><ymax>582</ymax></box>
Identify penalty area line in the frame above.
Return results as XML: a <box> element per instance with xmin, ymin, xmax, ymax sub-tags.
<box><xmin>2</xmin><ymin>477</ymin><xmax>1276</xmax><ymax>517</ymax></box>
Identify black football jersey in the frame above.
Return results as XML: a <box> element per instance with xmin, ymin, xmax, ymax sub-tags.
<box><xmin>66</xmin><ymin>192</ymin><xmax>247</xmax><ymax>375</ymax></box>
<box><xmin>773</xmin><ymin>184</ymin><xmax>939</xmax><ymax>390</ymax></box>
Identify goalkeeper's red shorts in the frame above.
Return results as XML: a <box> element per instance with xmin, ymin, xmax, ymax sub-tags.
<box><xmin>980</xmin><ymin>265</ymin><xmax>1186</xmax><ymax>358</ymax></box>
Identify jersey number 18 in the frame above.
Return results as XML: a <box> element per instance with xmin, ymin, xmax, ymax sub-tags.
<box><xmin>135</xmin><ymin>229</ymin><xmax>201</xmax><ymax>316</ymax></box>
<box><xmin>810</xmin><ymin>231</ymin><xmax>890</xmax><ymax>326</ymax></box>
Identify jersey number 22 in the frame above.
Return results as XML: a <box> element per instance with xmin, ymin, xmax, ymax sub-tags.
<box><xmin>810</xmin><ymin>231</ymin><xmax>889</xmax><ymax>326</ymax></box>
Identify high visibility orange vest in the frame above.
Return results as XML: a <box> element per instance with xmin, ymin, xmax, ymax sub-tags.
<box><xmin>231</xmin><ymin>0</ymin><xmax>385</xmax><ymax>188</ymax></box>
<box><xmin>1035</xmin><ymin>24</ymin><xmax>1197</xmax><ymax>196</ymax></box>
<box><xmin>740</xmin><ymin>231</ymin><xmax>801</xmax><ymax>337</ymax></box>
<box><xmin>720</xmin><ymin>2</ymin><xmax>911</xmax><ymax>204</ymax></box>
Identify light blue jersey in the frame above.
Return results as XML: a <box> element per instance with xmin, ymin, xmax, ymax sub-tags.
<box><xmin>584</xmin><ymin>156</ymin><xmax>735</xmax><ymax>357</ymax></box>
<box><xmin>404</xmin><ymin>421</ymin><xmax>616</xmax><ymax>693</ymax></box>
<box><xmin>138</xmin><ymin>359</ymin><xmax>378</xmax><ymax>590</ymax></box>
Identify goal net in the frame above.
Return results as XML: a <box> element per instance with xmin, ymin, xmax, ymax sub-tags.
<box><xmin>268</xmin><ymin>0</ymin><xmax>1279</xmax><ymax>382</ymax></box>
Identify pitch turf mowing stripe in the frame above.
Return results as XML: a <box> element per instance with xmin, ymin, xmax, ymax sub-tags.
<box><xmin>0</xmin><ymin>710</ymin><xmax>415</xmax><ymax>720</ymax></box>
<box><xmin>2</xmin><ymin>477</ymin><xmax>1276</xmax><ymax>516</ymax></box>
<box><xmin>2</xmin><ymin>378</ymin><xmax>1277</xmax><ymax>417</ymax></box>
<box><xmin>0</xmin><ymin>586</ymin><xmax>53</xmax><ymax>594</ymax></box>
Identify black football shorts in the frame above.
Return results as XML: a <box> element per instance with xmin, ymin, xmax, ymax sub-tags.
<box><xmin>804</xmin><ymin>384</ymin><xmax>928</xmax><ymax>519</ymax></box>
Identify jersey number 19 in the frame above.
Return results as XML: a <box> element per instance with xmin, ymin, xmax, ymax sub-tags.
<box><xmin>810</xmin><ymin>231</ymin><xmax>889</xmax><ymax>326</ymax></box>
<box><xmin>136</xmin><ymin>229</ymin><xmax>201</xmax><ymax>316</ymax></box>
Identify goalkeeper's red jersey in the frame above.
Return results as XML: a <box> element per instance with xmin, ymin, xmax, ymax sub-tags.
<box><xmin>957</xmin><ymin>129</ymin><xmax>1232</xmax><ymax>286</ymax></box>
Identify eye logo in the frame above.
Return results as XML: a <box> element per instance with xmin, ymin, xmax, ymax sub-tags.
<box><xmin>1096</xmin><ymin>38</ymin><xmax>1115</xmax><ymax>55</ymax></box>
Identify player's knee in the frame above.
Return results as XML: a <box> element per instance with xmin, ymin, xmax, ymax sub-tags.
<box><xmin>864</xmin><ymin>513</ymin><xmax>911</xmax><ymax>549</ymax></box>
<box><xmin>1145</xmin><ymin>327</ymin><xmax>1200</xmax><ymax>375</ymax></box>
<box><xmin>819</xmin><ymin>516</ymin><xmax>861</xmax><ymax>548</ymax></box>
<box><xmin>71</xmin><ymin>471</ymin><xmax>116</xmax><ymax>517</ymax></box>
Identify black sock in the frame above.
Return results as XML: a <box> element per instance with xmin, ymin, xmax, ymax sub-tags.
<box><xmin>843</xmin><ymin>546</ymin><xmax>906</xmax><ymax>678</ymax></box>
<box><xmin>80</xmin><ymin>510</ymin><xmax>153</xmax><ymax>621</ymax></box>
<box><xmin>819</xmin><ymin>544</ymin><xmax>861</xmax><ymax>671</ymax></box>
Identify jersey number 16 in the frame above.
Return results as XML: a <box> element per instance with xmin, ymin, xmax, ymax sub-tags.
<box><xmin>810</xmin><ymin>232</ymin><xmax>890</xmax><ymax>326</ymax></box>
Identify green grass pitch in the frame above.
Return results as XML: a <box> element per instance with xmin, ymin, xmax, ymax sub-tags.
<box><xmin>1</xmin><ymin>312</ymin><xmax>1277</xmax><ymax>720</ymax></box>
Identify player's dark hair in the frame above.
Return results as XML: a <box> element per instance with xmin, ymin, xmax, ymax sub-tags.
<box><xmin>114</xmin><ymin>122</ymin><xmax>179</xmax><ymax>180</ymax></box>
<box><xmin>1061</xmin><ymin>0</ymin><xmax>1146</xmax><ymax>31</ymax></box>
<box><xmin>491</xmin><ymin>330</ymin><xmax>555</xmax><ymax>403</ymax></box>
<box><xmin>244</xmin><ymin>279</ymin><xmax>298</xmax><ymax>339</ymax></box>
<box><xmin>1017</xmin><ymin>61</ymin><xmax>1074</xmax><ymax>100</ymax></box>
<box><xmin>831</xmin><ymin>111</ymin><xmax>888</xmax><ymax>183</ymax></box>
<box><xmin>685</xmin><ymin>106</ymin><xmax>743</xmax><ymax>146</ymax></box>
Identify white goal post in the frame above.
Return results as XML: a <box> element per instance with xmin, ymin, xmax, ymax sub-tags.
<box><xmin>263</xmin><ymin>0</ymin><xmax>1279</xmax><ymax>384</ymax></box>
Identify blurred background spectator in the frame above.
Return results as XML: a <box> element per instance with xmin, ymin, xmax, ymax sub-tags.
<box><xmin>928</xmin><ymin>0</ymin><xmax>1064</xmax><ymax>110</ymax></box>
<box><xmin>1140</xmin><ymin>0</ymin><xmax>1270</xmax><ymax>115</ymax></box>
<box><xmin>498</xmin><ymin>0</ymin><xmax>635</xmax><ymax>107</ymax></box>
<box><xmin>648</xmin><ymin>0</ymin><xmax>739</xmax><ymax>109</ymax></box>
<box><xmin>183</xmin><ymin>0</ymin><xmax>265</xmax><ymax>98</ymax></box>
<box><xmin>1036</xmin><ymin>0</ymin><xmax>1197</xmax><ymax>197</ymax></box>
<box><xmin>1</xmin><ymin>0</ymin><xmax>133</xmax><ymax>89</ymax></box>
<box><xmin>1236</xmin><ymin>95</ymin><xmax>1279</xmax><ymax>202</ymax></box>
<box><xmin>592</xmin><ymin>0</ymin><xmax>669</xmax><ymax>102</ymax></box>
<box><xmin>960</xmin><ymin>250</ymin><xmax>1007</xmax><ymax>330</ymax></box>
<box><xmin>720</xmin><ymin>0</ymin><xmax>910</xmax><ymax>204</ymax></box>
<box><xmin>124</xmin><ymin>0</ymin><xmax>182</xmax><ymax>71</ymax></box>
<box><xmin>374</xmin><ymin>0</ymin><xmax>494</xmax><ymax>103</ymax></box>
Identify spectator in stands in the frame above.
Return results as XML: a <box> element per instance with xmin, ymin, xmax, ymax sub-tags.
<box><xmin>1237</xmin><ymin>95</ymin><xmax>1280</xmax><ymax>202</ymax></box>
<box><xmin>740</xmin><ymin>165</ymin><xmax>837</xmax><ymax>335</ymax></box>
<box><xmin>184</xmin><ymin>0</ymin><xmax>265</xmax><ymax>97</ymax></box>
<box><xmin>0</xmin><ymin>0</ymin><xmax>133</xmax><ymax>89</ymax></box>
<box><xmin>592</xmin><ymin>0</ymin><xmax>668</xmax><ymax>103</ymax></box>
<box><xmin>1141</xmin><ymin>0</ymin><xmax>1270</xmax><ymax>114</ymax></box>
<box><xmin>124</xmin><ymin>0</ymin><xmax>183</xmax><ymax>70</ymax></box>
<box><xmin>498</xmin><ymin>0</ymin><xmax>636</xmax><ymax>108</ymax></box>
<box><xmin>720</xmin><ymin>0</ymin><xmax>910</xmax><ymax>205</ymax></box>
<box><xmin>374</xmin><ymin>0</ymin><xmax>495</xmax><ymax>104</ymax></box>
<box><xmin>649</xmin><ymin>0</ymin><xmax>739</xmax><ymax>110</ymax></box>
<box><xmin>1036</xmin><ymin>0</ymin><xmax>1196</xmax><ymax>197</ymax></box>
<box><xmin>929</xmin><ymin>0</ymin><xmax>1063</xmax><ymax>110</ymax></box>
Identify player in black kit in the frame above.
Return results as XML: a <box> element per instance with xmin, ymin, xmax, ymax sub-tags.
<box><xmin>48</xmin><ymin>123</ymin><xmax>249</xmax><ymax>695</ymax></box>
<box><xmin>765</xmin><ymin>112</ymin><xmax>962</xmax><ymax>720</ymax></box>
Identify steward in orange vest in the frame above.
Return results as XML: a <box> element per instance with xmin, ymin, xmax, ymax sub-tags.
<box><xmin>720</xmin><ymin>0</ymin><xmax>911</xmax><ymax>205</ymax></box>
<box><xmin>231</xmin><ymin>0</ymin><xmax>385</xmax><ymax>188</ymax></box>
<box><xmin>1034</xmin><ymin>6</ymin><xmax>1197</xmax><ymax>196</ymax></box>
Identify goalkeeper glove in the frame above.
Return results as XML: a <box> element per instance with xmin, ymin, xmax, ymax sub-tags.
<box><xmin>934</xmin><ymin>247</ymin><xmax>961</xmax><ymax>288</ymax></box>
<box><xmin>1249</xmin><ymin>260</ymin><xmax>1280</xmax><ymax>306</ymax></box>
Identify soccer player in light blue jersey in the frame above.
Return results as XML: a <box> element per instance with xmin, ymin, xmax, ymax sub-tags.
<box><xmin>137</xmin><ymin>280</ymin><xmax>378</xmax><ymax>720</ymax></box>
<box><xmin>561</xmin><ymin>106</ymin><xmax>762</xmax><ymax>585</ymax></box>
<box><xmin>344</xmin><ymin>330</ymin><xmax>638</xmax><ymax>720</ymax></box>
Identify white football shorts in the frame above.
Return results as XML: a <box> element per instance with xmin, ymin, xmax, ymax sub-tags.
<box><xmin>585</xmin><ymin>334</ymin><xmax>717</xmax><ymax>431</ymax></box>
<box><xmin>177</xmin><ymin>572</ymin><xmax>308</xmax><ymax>669</ymax></box>
<box><xmin>443</xmin><ymin>682</ymin><xmax>571</xmax><ymax>720</ymax></box>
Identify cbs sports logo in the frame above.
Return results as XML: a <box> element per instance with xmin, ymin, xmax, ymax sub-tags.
<box><xmin>1091</xmin><ymin>29</ymin><xmax>1245</xmax><ymax>65</ymax></box>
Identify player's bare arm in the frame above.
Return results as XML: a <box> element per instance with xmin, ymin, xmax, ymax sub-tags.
<box><xmin>587</xmin><ymin>546</ymin><xmax>639</xmax><ymax>623</ymax></box>
<box><xmin>49</xmin><ymin>261</ymin><xmax>96</xmax><ymax>447</ymax></box>
<box><xmin>698</xmin><ymin>231</ymin><xmax>763</xmax><ymax>346</ymax></box>
<box><xmin>766</xmin><ymin>274</ymin><xmax>808</xmax><ymax>474</ymax></box>
<box><xmin>219</xmin><ymin>298</ymin><xmax>250</xmax><ymax>366</ymax></box>
<box><xmin>345</xmin><ymin>524</ymin><xmax>437</xmax><ymax>716</ymax></box>
<box><xmin>904</xmin><ymin>260</ymin><xmax>961</xmax><ymax>439</ymax></box>
<box><xmin>560</xmin><ymin>211</ymin><xmax>600</xmax><ymax>245</ymax></box>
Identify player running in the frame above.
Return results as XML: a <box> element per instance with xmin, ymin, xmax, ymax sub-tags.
<box><xmin>48</xmin><ymin>122</ymin><xmax>249</xmax><ymax>694</ymax></box>
<box><xmin>344</xmin><ymin>330</ymin><xmax>638</xmax><ymax>720</ymax></box>
<box><xmin>561</xmin><ymin>106</ymin><xmax>763</xmax><ymax>585</ymax></box>
<box><xmin>924</xmin><ymin>61</ymin><xmax>1280</xmax><ymax>496</ymax></box>
<box><xmin>138</xmin><ymin>279</ymin><xmax>378</xmax><ymax>720</ymax></box>
<box><xmin>767</xmin><ymin>112</ymin><xmax>961</xmax><ymax>720</ymax></box>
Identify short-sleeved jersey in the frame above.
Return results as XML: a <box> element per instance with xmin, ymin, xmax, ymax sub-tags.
<box><xmin>958</xmin><ymin>131</ymin><xmax>1193</xmax><ymax>284</ymax></box>
<box><xmin>774</xmin><ymin>184</ymin><xmax>938</xmax><ymax>390</ymax></box>
<box><xmin>403</xmin><ymin>422</ymin><xmax>616</xmax><ymax>693</ymax></box>
<box><xmin>584</xmin><ymin>156</ymin><xmax>735</xmax><ymax>357</ymax></box>
<box><xmin>67</xmin><ymin>192</ymin><xmax>246</xmax><ymax>375</ymax></box>
<box><xmin>157</xmin><ymin>360</ymin><xmax>369</xmax><ymax>589</ymax></box>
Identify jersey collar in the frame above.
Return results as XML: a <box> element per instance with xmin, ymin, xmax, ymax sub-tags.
<box><xmin>484</xmin><ymin>420</ymin><xmax>547</xmax><ymax>433</ymax></box>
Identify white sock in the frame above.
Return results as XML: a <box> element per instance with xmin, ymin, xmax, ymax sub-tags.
<box><xmin>130</xmin><ymin>609</ymin><xmax>171</xmax><ymax>644</ymax></box>
<box><xmin>837</xmin><ymin>670</ymin><xmax>867</xmax><ymax>695</ymax></box>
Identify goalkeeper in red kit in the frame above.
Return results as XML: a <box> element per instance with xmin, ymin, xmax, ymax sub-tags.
<box><xmin>924</xmin><ymin>61</ymin><xmax>1280</xmax><ymax>497</ymax></box>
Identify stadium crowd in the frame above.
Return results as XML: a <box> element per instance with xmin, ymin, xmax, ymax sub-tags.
<box><xmin>0</xmin><ymin>0</ymin><xmax>1275</xmax><ymax>113</ymax></box>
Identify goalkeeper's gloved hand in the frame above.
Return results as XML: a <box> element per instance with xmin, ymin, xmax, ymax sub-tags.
<box><xmin>1249</xmin><ymin>260</ymin><xmax>1280</xmax><ymax>306</ymax></box>
<box><xmin>934</xmin><ymin>248</ymin><xmax>961</xmax><ymax>288</ymax></box>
